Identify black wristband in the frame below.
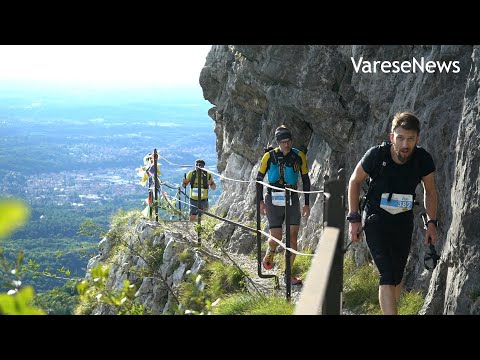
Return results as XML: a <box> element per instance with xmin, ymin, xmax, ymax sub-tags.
<box><xmin>346</xmin><ymin>212</ymin><xmax>362</xmax><ymax>223</ymax></box>
<box><xmin>427</xmin><ymin>219</ymin><xmax>438</xmax><ymax>227</ymax></box>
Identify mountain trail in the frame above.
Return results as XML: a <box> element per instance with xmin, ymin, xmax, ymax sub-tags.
<box><xmin>168</xmin><ymin>220</ymin><xmax>303</xmax><ymax>305</ymax></box>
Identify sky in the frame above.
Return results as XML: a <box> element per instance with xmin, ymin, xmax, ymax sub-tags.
<box><xmin>0</xmin><ymin>45</ymin><xmax>212</xmax><ymax>90</ymax></box>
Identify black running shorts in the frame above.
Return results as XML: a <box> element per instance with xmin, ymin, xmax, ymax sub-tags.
<box><xmin>364</xmin><ymin>218</ymin><xmax>414</xmax><ymax>286</ymax></box>
<box><xmin>265</xmin><ymin>191</ymin><xmax>300</xmax><ymax>229</ymax></box>
<box><xmin>189</xmin><ymin>198</ymin><xmax>208</xmax><ymax>216</ymax></box>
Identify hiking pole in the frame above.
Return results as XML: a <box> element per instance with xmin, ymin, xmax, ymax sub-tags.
<box><xmin>197</xmin><ymin>167</ymin><xmax>201</xmax><ymax>245</ymax></box>
<box><xmin>183</xmin><ymin>173</ymin><xmax>187</xmax><ymax>221</ymax></box>
<box><xmin>256</xmin><ymin>182</ymin><xmax>279</xmax><ymax>289</ymax></box>
<box><xmin>177</xmin><ymin>187</ymin><xmax>181</xmax><ymax>221</ymax></box>
<box><xmin>284</xmin><ymin>186</ymin><xmax>292</xmax><ymax>302</ymax></box>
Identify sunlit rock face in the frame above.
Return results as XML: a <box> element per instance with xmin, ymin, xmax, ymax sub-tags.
<box><xmin>200</xmin><ymin>44</ymin><xmax>480</xmax><ymax>314</ymax></box>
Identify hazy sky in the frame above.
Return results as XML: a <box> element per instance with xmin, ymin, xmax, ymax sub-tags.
<box><xmin>0</xmin><ymin>45</ymin><xmax>212</xmax><ymax>89</ymax></box>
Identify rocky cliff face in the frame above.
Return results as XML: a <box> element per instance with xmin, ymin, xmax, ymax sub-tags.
<box><xmin>199</xmin><ymin>45</ymin><xmax>480</xmax><ymax>314</ymax></box>
<box><xmin>85</xmin><ymin>214</ymin><xmax>206</xmax><ymax>315</ymax></box>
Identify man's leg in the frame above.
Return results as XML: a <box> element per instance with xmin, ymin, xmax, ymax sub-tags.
<box><xmin>262</xmin><ymin>227</ymin><xmax>282</xmax><ymax>270</ymax></box>
<box><xmin>383</xmin><ymin>225</ymin><xmax>410</xmax><ymax>314</ymax></box>
<box><xmin>289</xmin><ymin>225</ymin><xmax>300</xmax><ymax>267</ymax></box>
<box><xmin>268</xmin><ymin>227</ymin><xmax>282</xmax><ymax>252</ymax></box>
<box><xmin>394</xmin><ymin>281</ymin><xmax>403</xmax><ymax>303</ymax></box>
<box><xmin>287</xmin><ymin>196</ymin><xmax>301</xmax><ymax>269</ymax></box>
<box><xmin>263</xmin><ymin>192</ymin><xmax>284</xmax><ymax>270</ymax></box>
<box><xmin>148</xmin><ymin>191</ymin><xmax>154</xmax><ymax>218</ymax></box>
<box><xmin>379</xmin><ymin>285</ymin><xmax>397</xmax><ymax>315</ymax></box>
<box><xmin>189</xmin><ymin>198</ymin><xmax>198</xmax><ymax>222</ymax></box>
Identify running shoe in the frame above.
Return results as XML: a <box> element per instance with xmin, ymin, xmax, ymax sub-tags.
<box><xmin>262</xmin><ymin>248</ymin><xmax>275</xmax><ymax>270</ymax></box>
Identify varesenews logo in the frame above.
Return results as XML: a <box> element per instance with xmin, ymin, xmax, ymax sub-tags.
<box><xmin>351</xmin><ymin>57</ymin><xmax>460</xmax><ymax>74</ymax></box>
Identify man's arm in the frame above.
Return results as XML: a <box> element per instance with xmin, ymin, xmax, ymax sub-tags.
<box><xmin>422</xmin><ymin>172</ymin><xmax>438</xmax><ymax>245</ymax></box>
<box><xmin>182</xmin><ymin>172</ymin><xmax>191</xmax><ymax>188</ymax></box>
<box><xmin>348</xmin><ymin>162</ymin><xmax>368</xmax><ymax>213</ymax></box>
<box><xmin>301</xmin><ymin>173</ymin><xmax>311</xmax><ymax>217</ymax></box>
<box><xmin>347</xmin><ymin>161</ymin><xmax>369</xmax><ymax>242</ymax></box>
<box><xmin>257</xmin><ymin>152</ymin><xmax>271</xmax><ymax>215</ymax></box>
<box><xmin>256</xmin><ymin>170</ymin><xmax>267</xmax><ymax>215</ymax></box>
<box><xmin>208</xmin><ymin>175</ymin><xmax>216</xmax><ymax>190</ymax></box>
<box><xmin>298</xmin><ymin>151</ymin><xmax>311</xmax><ymax>216</ymax></box>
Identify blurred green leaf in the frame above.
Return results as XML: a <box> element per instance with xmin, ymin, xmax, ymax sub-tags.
<box><xmin>0</xmin><ymin>199</ymin><xmax>30</xmax><ymax>240</ymax></box>
<box><xmin>77</xmin><ymin>280</ymin><xmax>88</xmax><ymax>295</ymax></box>
<box><xmin>0</xmin><ymin>286</ymin><xmax>45</xmax><ymax>315</ymax></box>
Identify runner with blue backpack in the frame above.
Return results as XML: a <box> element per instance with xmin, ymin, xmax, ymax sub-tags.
<box><xmin>347</xmin><ymin>112</ymin><xmax>438</xmax><ymax>315</ymax></box>
<box><xmin>257</xmin><ymin>125</ymin><xmax>311</xmax><ymax>285</ymax></box>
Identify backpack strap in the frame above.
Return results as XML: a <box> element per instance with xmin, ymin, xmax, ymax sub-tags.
<box><xmin>360</xmin><ymin>141</ymin><xmax>391</xmax><ymax>212</ymax></box>
<box><xmin>189</xmin><ymin>170</ymin><xmax>196</xmax><ymax>188</ymax></box>
<box><xmin>271</xmin><ymin>148</ymin><xmax>287</xmax><ymax>186</ymax></box>
<box><xmin>190</xmin><ymin>170</ymin><xmax>210</xmax><ymax>189</ymax></box>
<box><xmin>371</xmin><ymin>141</ymin><xmax>391</xmax><ymax>182</ymax></box>
<box><xmin>361</xmin><ymin>142</ymin><xmax>423</xmax><ymax>212</ymax></box>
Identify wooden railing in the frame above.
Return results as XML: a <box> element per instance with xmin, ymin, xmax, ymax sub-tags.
<box><xmin>294</xmin><ymin>168</ymin><xmax>346</xmax><ymax>315</ymax></box>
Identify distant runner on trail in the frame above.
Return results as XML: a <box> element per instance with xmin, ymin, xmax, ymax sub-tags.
<box><xmin>256</xmin><ymin>125</ymin><xmax>311</xmax><ymax>286</ymax></box>
<box><xmin>136</xmin><ymin>152</ymin><xmax>160</xmax><ymax>218</ymax></box>
<box><xmin>182</xmin><ymin>159</ymin><xmax>216</xmax><ymax>222</ymax></box>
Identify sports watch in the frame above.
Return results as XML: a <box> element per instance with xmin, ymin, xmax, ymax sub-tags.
<box><xmin>427</xmin><ymin>219</ymin><xmax>438</xmax><ymax>227</ymax></box>
<box><xmin>346</xmin><ymin>212</ymin><xmax>361</xmax><ymax>223</ymax></box>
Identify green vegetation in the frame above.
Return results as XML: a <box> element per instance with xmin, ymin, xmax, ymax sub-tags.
<box><xmin>177</xmin><ymin>247</ymin><xmax>194</xmax><ymax>266</ymax></box>
<box><xmin>343</xmin><ymin>254</ymin><xmax>424</xmax><ymax>315</ymax></box>
<box><xmin>2</xmin><ymin>237</ymin><xmax>97</xmax><ymax>293</ymax></box>
<box><xmin>343</xmin><ymin>255</ymin><xmax>381</xmax><ymax>314</ymax></box>
<box><xmin>292</xmin><ymin>248</ymin><xmax>314</xmax><ymax>280</ymax></box>
<box><xmin>398</xmin><ymin>291</ymin><xmax>424</xmax><ymax>315</ymax></box>
<box><xmin>75</xmin><ymin>210</ymin><xmax>178</xmax><ymax>315</ymax></box>
<box><xmin>33</xmin><ymin>281</ymin><xmax>79</xmax><ymax>315</ymax></box>
<box><xmin>0</xmin><ymin>286</ymin><xmax>45</xmax><ymax>315</ymax></box>
<box><xmin>270</xmin><ymin>247</ymin><xmax>314</xmax><ymax>280</ymax></box>
<box><xmin>0</xmin><ymin>198</ymin><xmax>45</xmax><ymax>314</ymax></box>
<box><xmin>2</xmin><ymin>202</ymin><xmax>116</xmax><ymax>293</ymax></box>
<box><xmin>176</xmin><ymin>260</ymin><xmax>246</xmax><ymax>314</ymax></box>
<box><xmin>191</xmin><ymin>209</ymin><xmax>222</xmax><ymax>245</ymax></box>
<box><xmin>212</xmin><ymin>293</ymin><xmax>294</xmax><ymax>315</ymax></box>
<box><xmin>0</xmin><ymin>199</ymin><xmax>30</xmax><ymax>239</ymax></box>
<box><xmin>76</xmin><ymin>264</ymin><xmax>148</xmax><ymax>315</ymax></box>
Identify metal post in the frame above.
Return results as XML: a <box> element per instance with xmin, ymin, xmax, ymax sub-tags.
<box><xmin>197</xmin><ymin>166</ymin><xmax>202</xmax><ymax>245</ymax></box>
<box><xmin>285</xmin><ymin>186</ymin><xmax>291</xmax><ymax>301</ymax></box>
<box><xmin>256</xmin><ymin>182</ymin><xmax>263</xmax><ymax>277</ymax></box>
<box><xmin>256</xmin><ymin>182</ymin><xmax>279</xmax><ymax>287</ymax></box>
<box><xmin>322</xmin><ymin>168</ymin><xmax>346</xmax><ymax>314</ymax></box>
<box><xmin>323</xmin><ymin>174</ymin><xmax>329</xmax><ymax>228</ymax></box>
<box><xmin>153</xmin><ymin>149</ymin><xmax>159</xmax><ymax>222</ymax></box>
<box><xmin>177</xmin><ymin>187</ymin><xmax>181</xmax><ymax>220</ymax></box>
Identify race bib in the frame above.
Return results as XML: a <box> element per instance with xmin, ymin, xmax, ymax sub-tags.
<box><xmin>380</xmin><ymin>193</ymin><xmax>413</xmax><ymax>215</ymax></box>
<box><xmin>271</xmin><ymin>191</ymin><xmax>292</xmax><ymax>206</ymax></box>
<box><xmin>191</xmin><ymin>188</ymin><xmax>207</xmax><ymax>198</ymax></box>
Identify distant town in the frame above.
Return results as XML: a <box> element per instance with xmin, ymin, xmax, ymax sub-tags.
<box><xmin>1</xmin><ymin>165</ymin><xmax>220</xmax><ymax>216</ymax></box>
<box><xmin>0</xmin><ymin>85</ymin><xmax>218</xmax><ymax>293</ymax></box>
